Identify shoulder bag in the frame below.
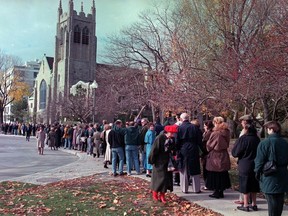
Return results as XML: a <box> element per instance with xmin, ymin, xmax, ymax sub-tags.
<box><xmin>262</xmin><ymin>139</ymin><xmax>277</xmax><ymax>177</ymax></box>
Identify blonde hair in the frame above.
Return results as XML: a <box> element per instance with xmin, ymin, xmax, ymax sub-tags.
<box><xmin>213</xmin><ymin>116</ymin><xmax>224</xmax><ymax>124</ymax></box>
<box><xmin>213</xmin><ymin>116</ymin><xmax>228</xmax><ymax>130</ymax></box>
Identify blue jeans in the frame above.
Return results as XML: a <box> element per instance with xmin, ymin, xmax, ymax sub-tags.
<box><xmin>87</xmin><ymin>137</ymin><xmax>93</xmax><ymax>154</ymax></box>
<box><xmin>64</xmin><ymin>138</ymin><xmax>71</xmax><ymax>149</ymax></box>
<box><xmin>112</xmin><ymin>147</ymin><xmax>124</xmax><ymax>174</ymax></box>
<box><xmin>125</xmin><ymin>145</ymin><xmax>140</xmax><ymax>174</ymax></box>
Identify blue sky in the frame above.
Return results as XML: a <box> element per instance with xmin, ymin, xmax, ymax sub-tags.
<box><xmin>0</xmin><ymin>0</ymin><xmax>153</xmax><ymax>63</ymax></box>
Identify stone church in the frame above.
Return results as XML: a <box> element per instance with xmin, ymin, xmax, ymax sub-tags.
<box><xmin>32</xmin><ymin>0</ymin><xmax>97</xmax><ymax>123</ymax></box>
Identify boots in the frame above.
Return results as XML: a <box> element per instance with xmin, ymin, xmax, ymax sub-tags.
<box><xmin>159</xmin><ymin>192</ymin><xmax>166</xmax><ymax>204</ymax></box>
<box><xmin>152</xmin><ymin>191</ymin><xmax>158</xmax><ymax>201</ymax></box>
<box><xmin>104</xmin><ymin>161</ymin><xmax>108</xmax><ymax>168</ymax></box>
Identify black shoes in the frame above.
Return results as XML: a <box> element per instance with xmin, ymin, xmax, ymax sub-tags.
<box><xmin>237</xmin><ymin>205</ymin><xmax>257</xmax><ymax>212</ymax></box>
<box><xmin>119</xmin><ymin>172</ymin><xmax>127</xmax><ymax>176</ymax></box>
<box><xmin>146</xmin><ymin>174</ymin><xmax>151</xmax><ymax>177</ymax></box>
<box><xmin>209</xmin><ymin>194</ymin><xmax>220</xmax><ymax>199</ymax></box>
<box><xmin>237</xmin><ymin>206</ymin><xmax>249</xmax><ymax>212</ymax></box>
<box><xmin>209</xmin><ymin>191</ymin><xmax>224</xmax><ymax>199</ymax></box>
<box><xmin>251</xmin><ymin>205</ymin><xmax>258</xmax><ymax>211</ymax></box>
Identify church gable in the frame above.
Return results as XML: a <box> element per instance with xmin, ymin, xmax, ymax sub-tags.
<box><xmin>35</xmin><ymin>55</ymin><xmax>53</xmax><ymax>111</ymax></box>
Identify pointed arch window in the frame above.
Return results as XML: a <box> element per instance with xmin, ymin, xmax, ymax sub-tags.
<box><xmin>74</xmin><ymin>25</ymin><xmax>81</xmax><ymax>43</ymax></box>
<box><xmin>60</xmin><ymin>27</ymin><xmax>64</xmax><ymax>45</ymax></box>
<box><xmin>39</xmin><ymin>80</ymin><xmax>47</xmax><ymax>109</ymax></box>
<box><xmin>82</xmin><ymin>27</ymin><xmax>89</xmax><ymax>45</ymax></box>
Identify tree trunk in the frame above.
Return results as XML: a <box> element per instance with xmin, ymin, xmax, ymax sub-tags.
<box><xmin>0</xmin><ymin>108</ymin><xmax>4</xmax><ymax>124</ymax></box>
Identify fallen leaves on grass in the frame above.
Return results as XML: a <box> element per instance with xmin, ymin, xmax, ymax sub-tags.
<box><xmin>0</xmin><ymin>175</ymin><xmax>222</xmax><ymax>216</ymax></box>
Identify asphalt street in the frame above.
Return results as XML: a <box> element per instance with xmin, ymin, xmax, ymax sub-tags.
<box><xmin>0</xmin><ymin>134</ymin><xmax>77</xmax><ymax>182</ymax></box>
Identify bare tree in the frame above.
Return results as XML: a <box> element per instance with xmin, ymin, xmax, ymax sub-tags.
<box><xmin>0</xmin><ymin>50</ymin><xmax>24</xmax><ymax>123</ymax></box>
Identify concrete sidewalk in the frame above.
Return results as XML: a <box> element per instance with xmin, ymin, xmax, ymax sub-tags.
<box><xmin>8</xmin><ymin>148</ymin><xmax>288</xmax><ymax>216</ymax></box>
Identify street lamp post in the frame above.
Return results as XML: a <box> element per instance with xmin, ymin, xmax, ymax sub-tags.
<box><xmin>90</xmin><ymin>80</ymin><xmax>98</xmax><ymax>124</ymax></box>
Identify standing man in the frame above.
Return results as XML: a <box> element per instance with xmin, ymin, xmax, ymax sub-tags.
<box><xmin>108</xmin><ymin>120</ymin><xmax>126</xmax><ymax>176</ymax></box>
<box><xmin>254</xmin><ymin>121</ymin><xmax>288</xmax><ymax>216</ymax></box>
<box><xmin>139</xmin><ymin>118</ymin><xmax>149</xmax><ymax>173</ymax></box>
<box><xmin>87</xmin><ymin>123</ymin><xmax>95</xmax><ymax>155</ymax></box>
<box><xmin>176</xmin><ymin>113</ymin><xmax>204</xmax><ymax>193</ymax></box>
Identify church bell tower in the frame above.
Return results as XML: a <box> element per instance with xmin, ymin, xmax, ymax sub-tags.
<box><xmin>51</xmin><ymin>0</ymin><xmax>97</xmax><ymax>122</ymax></box>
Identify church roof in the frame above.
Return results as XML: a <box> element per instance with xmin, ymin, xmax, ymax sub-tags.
<box><xmin>46</xmin><ymin>56</ymin><xmax>54</xmax><ymax>70</ymax></box>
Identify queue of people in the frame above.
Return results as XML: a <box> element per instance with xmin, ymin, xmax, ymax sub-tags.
<box><xmin>2</xmin><ymin>114</ymin><xmax>288</xmax><ymax>216</ymax></box>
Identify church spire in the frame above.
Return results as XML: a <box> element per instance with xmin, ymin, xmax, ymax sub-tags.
<box><xmin>69</xmin><ymin>0</ymin><xmax>74</xmax><ymax>14</ymax></box>
<box><xmin>81</xmin><ymin>2</ymin><xmax>84</xmax><ymax>12</ymax></box>
<box><xmin>58</xmin><ymin>0</ymin><xmax>63</xmax><ymax>20</ymax></box>
<box><xmin>91</xmin><ymin>0</ymin><xmax>96</xmax><ymax>16</ymax></box>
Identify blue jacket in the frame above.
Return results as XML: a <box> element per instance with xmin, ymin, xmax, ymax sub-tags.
<box><xmin>144</xmin><ymin>129</ymin><xmax>156</xmax><ymax>146</ymax></box>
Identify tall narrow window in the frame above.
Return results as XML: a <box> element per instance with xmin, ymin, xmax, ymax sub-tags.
<box><xmin>82</xmin><ymin>27</ymin><xmax>89</xmax><ymax>44</ymax></box>
<box><xmin>74</xmin><ymin>25</ymin><xmax>81</xmax><ymax>43</ymax></box>
<box><xmin>60</xmin><ymin>27</ymin><xmax>64</xmax><ymax>45</ymax></box>
<box><xmin>39</xmin><ymin>80</ymin><xmax>47</xmax><ymax>109</ymax></box>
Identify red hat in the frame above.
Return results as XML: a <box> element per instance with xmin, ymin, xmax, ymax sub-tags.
<box><xmin>164</xmin><ymin>125</ymin><xmax>178</xmax><ymax>133</ymax></box>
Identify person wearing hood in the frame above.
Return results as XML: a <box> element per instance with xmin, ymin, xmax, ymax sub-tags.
<box><xmin>108</xmin><ymin>120</ymin><xmax>126</xmax><ymax>176</ymax></box>
<box><xmin>123</xmin><ymin>121</ymin><xmax>141</xmax><ymax>176</ymax></box>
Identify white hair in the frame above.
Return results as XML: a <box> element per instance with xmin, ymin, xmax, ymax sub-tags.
<box><xmin>180</xmin><ymin>113</ymin><xmax>189</xmax><ymax>121</ymax></box>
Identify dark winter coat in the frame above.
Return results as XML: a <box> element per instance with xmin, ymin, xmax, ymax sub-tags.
<box><xmin>232</xmin><ymin>132</ymin><xmax>260</xmax><ymax>176</ymax></box>
<box><xmin>206</xmin><ymin>125</ymin><xmax>231</xmax><ymax>172</ymax></box>
<box><xmin>176</xmin><ymin>120</ymin><xmax>203</xmax><ymax>175</ymax></box>
<box><xmin>108</xmin><ymin>126</ymin><xmax>125</xmax><ymax>149</ymax></box>
<box><xmin>123</xmin><ymin>126</ymin><xmax>140</xmax><ymax>146</ymax></box>
<box><xmin>254</xmin><ymin>133</ymin><xmax>288</xmax><ymax>194</ymax></box>
<box><xmin>148</xmin><ymin>133</ymin><xmax>173</xmax><ymax>192</ymax></box>
<box><xmin>47</xmin><ymin>130</ymin><xmax>56</xmax><ymax>148</ymax></box>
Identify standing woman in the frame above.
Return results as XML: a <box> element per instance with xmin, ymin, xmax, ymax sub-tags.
<box><xmin>254</xmin><ymin>121</ymin><xmax>288</xmax><ymax>216</ymax></box>
<box><xmin>103</xmin><ymin>124</ymin><xmax>112</xmax><ymax>169</ymax></box>
<box><xmin>202</xmin><ymin>120</ymin><xmax>214</xmax><ymax>189</ymax></box>
<box><xmin>206</xmin><ymin>116</ymin><xmax>231</xmax><ymax>198</ymax></box>
<box><xmin>232</xmin><ymin>124</ymin><xmax>260</xmax><ymax>211</ymax></box>
<box><xmin>93</xmin><ymin>123</ymin><xmax>102</xmax><ymax>158</ymax></box>
<box><xmin>145</xmin><ymin>123</ymin><xmax>156</xmax><ymax>177</ymax></box>
<box><xmin>148</xmin><ymin>125</ymin><xmax>177</xmax><ymax>203</ymax></box>
<box><xmin>36</xmin><ymin>125</ymin><xmax>46</xmax><ymax>155</ymax></box>
<box><xmin>47</xmin><ymin>127</ymin><xmax>56</xmax><ymax>150</ymax></box>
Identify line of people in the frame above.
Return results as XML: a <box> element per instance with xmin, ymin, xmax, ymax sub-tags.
<box><xmin>6</xmin><ymin>113</ymin><xmax>287</xmax><ymax>215</ymax></box>
<box><xmin>147</xmin><ymin>112</ymin><xmax>288</xmax><ymax>216</ymax></box>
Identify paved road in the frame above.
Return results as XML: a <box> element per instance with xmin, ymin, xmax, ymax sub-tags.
<box><xmin>0</xmin><ymin>134</ymin><xmax>77</xmax><ymax>182</ymax></box>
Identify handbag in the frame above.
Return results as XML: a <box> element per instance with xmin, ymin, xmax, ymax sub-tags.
<box><xmin>262</xmin><ymin>139</ymin><xmax>278</xmax><ymax>177</ymax></box>
<box><xmin>263</xmin><ymin>160</ymin><xmax>277</xmax><ymax>176</ymax></box>
<box><xmin>167</xmin><ymin>153</ymin><xmax>177</xmax><ymax>172</ymax></box>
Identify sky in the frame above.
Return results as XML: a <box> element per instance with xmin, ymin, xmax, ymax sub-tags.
<box><xmin>0</xmin><ymin>0</ymin><xmax>153</xmax><ymax>63</ymax></box>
